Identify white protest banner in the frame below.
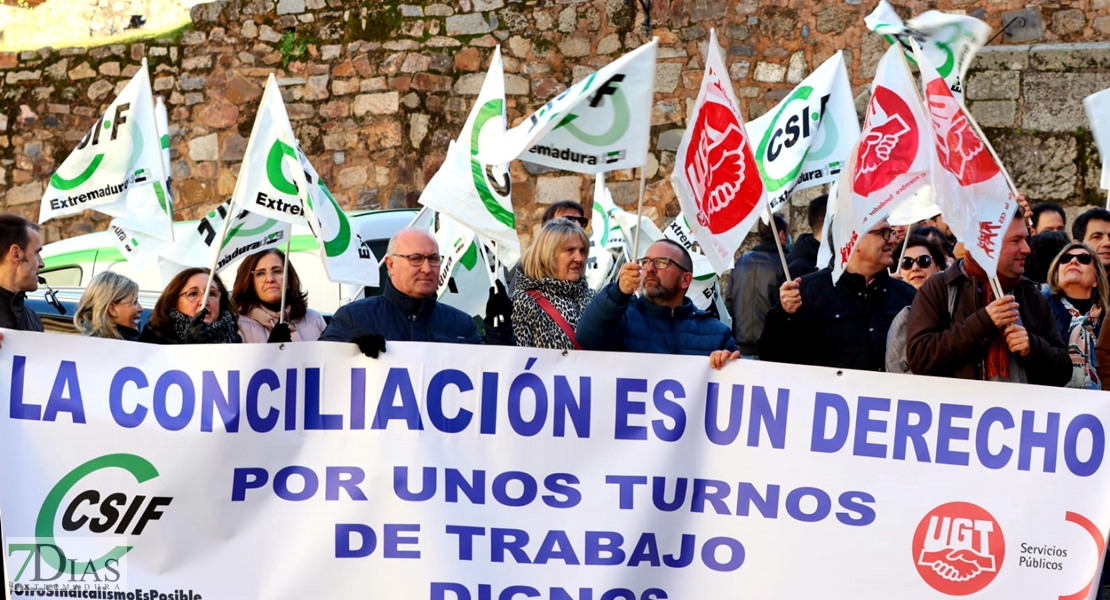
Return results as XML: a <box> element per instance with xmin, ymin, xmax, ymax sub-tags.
<box><xmin>832</xmin><ymin>45</ymin><xmax>932</xmax><ymax>282</ymax></box>
<box><xmin>419</xmin><ymin>48</ymin><xmax>519</xmax><ymax>268</ymax></box>
<box><xmin>747</xmin><ymin>52</ymin><xmax>860</xmax><ymax>213</ymax></box>
<box><xmin>39</xmin><ymin>60</ymin><xmax>172</xmax><ymax>242</ymax></box>
<box><xmin>433</xmin><ymin>213</ymin><xmax>492</xmax><ymax>318</ymax></box>
<box><xmin>865</xmin><ymin>0</ymin><xmax>991</xmax><ymax>100</ymax></box>
<box><xmin>1083</xmin><ymin>87</ymin><xmax>1110</xmax><ymax>193</ymax></box>
<box><xmin>300</xmin><ymin>152</ymin><xmax>380</xmax><ymax>288</ymax></box>
<box><xmin>480</xmin><ymin>40</ymin><xmax>657</xmax><ymax>173</ymax></box>
<box><xmin>232</xmin><ymin>74</ymin><xmax>310</xmax><ymax>225</ymax></box>
<box><xmin>3</xmin><ymin>330</ymin><xmax>1110</xmax><ymax>599</ymax></box>
<box><xmin>672</xmin><ymin>29</ymin><xmax>766</xmax><ymax>275</ymax></box>
<box><xmin>919</xmin><ymin>44</ymin><xmax>1015</xmax><ymax>276</ymax></box>
<box><xmin>585</xmin><ymin>174</ymin><xmax>627</xmax><ymax>291</ymax></box>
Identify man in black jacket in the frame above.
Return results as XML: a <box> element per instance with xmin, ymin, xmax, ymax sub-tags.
<box><xmin>760</xmin><ymin>219</ymin><xmax>915</xmax><ymax>370</ymax></box>
<box><xmin>0</xmin><ymin>213</ymin><xmax>45</xmax><ymax>348</ymax></box>
<box><xmin>725</xmin><ymin>214</ymin><xmax>788</xmax><ymax>357</ymax></box>
<box><xmin>786</xmin><ymin>194</ymin><xmax>827</xmax><ymax>278</ymax></box>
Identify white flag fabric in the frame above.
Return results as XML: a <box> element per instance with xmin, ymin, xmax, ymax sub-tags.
<box><xmin>300</xmin><ymin>152</ymin><xmax>380</xmax><ymax>288</ymax></box>
<box><xmin>816</xmin><ymin>179</ymin><xmax>838</xmax><ymax>273</ymax></box>
<box><xmin>919</xmin><ymin>44</ymin><xmax>1015</xmax><ymax>276</ymax></box>
<box><xmin>479</xmin><ymin>40</ymin><xmax>657</xmax><ymax>173</ymax></box>
<box><xmin>1083</xmin><ymin>87</ymin><xmax>1110</xmax><ymax>190</ymax></box>
<box><xmin>747</xmin><ymin>52</ymin><xmax>861</xmax><ymax>213</ymax></box>
<box><xmin>663</xmin><ymin>214</ymin><xmax>731</xmax><ymax>326</ymax></box>
<box><xmin>585</xmin><ymin>174</ymin><xmax>627</xmax><ymax>291</ymax></box>
<box><xmin>39</xmin><ymin>60</ymin><xmax>171</xmax><ymax>242</ymax></box>
<box><xmin>155</xmin><ymin>95</ymin><xmax>173</xmax><ymax>210</ymax></box>
<box><xmin>433</xmin><ymin>213</ymin><xmax>492</xmax><ymax>318</ymax></box>
<box><xmin>888</xmin><ymin>184</ymin><xmax>941</xmax><ymax>226</ymax></box>
<box><xmin>232</xmin><ymin>74</ymin><xmax>310</xmax><ymax>226</ymax></box>
<box><xmin>155</xmin><ymin>199</ymin><xmax>290</xmax><ymax>278</ymax></box>
<box><xmin>832</xmin><ymin>45</ymin><xmax>932</xmax><ymax>282</ymax></box>
<box><xmin>672</xmin><ymin>29</ymin><xmax>767</xmax><ymax>275</ymax></box>
<box><xmin>865</xmin><ymin>0</ymin><xmax>990</xmax><ymax>100</ymax></box>
<box><xmin>419</xmin><ymin>48</ymin><xmax>519</xmax><ymax>268</ymax></box>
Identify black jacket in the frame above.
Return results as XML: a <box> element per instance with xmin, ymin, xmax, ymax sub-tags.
<box><xmin>760</xmin><ymin>267</ymin><xmax>916</xmax><ymax>371</ymax></box>
<box><xmin>787</xmin><ymin>233</ymin><xmax>821</xmax><ymax>279</ymax></box>
<box><xmin>0</xmin><ymin>286</ymin><xmax>44</xmax><ymax>332</ymax></box>
<box><xmin>725</xmin><ymin>240</ymin><xmax>785</xmax><ymax>354</ymax></box>
<box><xmin>320</xmin><ymin>279</ymin><xmax>483</xmax><ymax>344</ymax></box>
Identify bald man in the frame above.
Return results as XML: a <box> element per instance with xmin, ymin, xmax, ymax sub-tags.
<box><xmin>320</xmin><ymin>228</ymin><xmax>482</xmax><ymax>355</ymax></box>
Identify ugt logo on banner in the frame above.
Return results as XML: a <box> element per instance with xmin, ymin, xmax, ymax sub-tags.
<box><xmin>912</xmin><ymin>501</ymin><xmax>1006</xmax><ymax>595</ymax></box>
<box><xmin>6</xmin><ymin>454</ymin><xmax>173</xmax><ymax>593</ymax></box>
<box><xmin>854</xmin><ymin>86</ymin><xmax>921</xmax><ymax>196</ymax></box>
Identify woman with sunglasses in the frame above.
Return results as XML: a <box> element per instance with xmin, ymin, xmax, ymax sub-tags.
<box><xmin>73</xmin><ymin>271</ymin><xmax>144</xmax><ymax>340</ymax></box>
<box><xmin>511</xmin><ymin>218</ymin><xmax>594</xmax><ymax>350</ymax></box>
<box><xmin>897</xmin><ymin>235</ymin><xmax>948</xmax><ymax>290</ymax></box>
<box><xmin>139</xmin><ymin>267</ymin><xmax>241</xmax><ymax>344</ymax></box>
<box><xmin>232</xmin><ymin>249</ymin><xmax>326</xmax><ymax>343</ymax></box>
<box><xmin>1045</xmin><ymin>243</ymin><xmax>1107</xmax><ymax>389</ymax></box>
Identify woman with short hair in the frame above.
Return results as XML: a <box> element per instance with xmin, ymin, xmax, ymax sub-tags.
<box><xmin>1046</xmin><ymin>242</ymin><xmax>1107</xmax><ymax>389</ymax></box>
<box><xmin>511</xmin><ymin>218</ymin><xmax>594</xmax><ymax>350</ymax></box>
<box><xmin>73</xmin><ymin>271</ymin><xmax>143</xmax><ymax>340</ymax></box>
<box><xmin>233</xmin><ymin>249</ymin><xmax>326</xmax><ymax>343</ymax></box>
<box><xmin>139</xmin><ymin>267</ymin><xmax>241</xmax><ymax>344</ymax></box>
<box><xmin>897</xmin><ymin>235</ymin><xmax>948</xmax><ymax>290</ymax></box>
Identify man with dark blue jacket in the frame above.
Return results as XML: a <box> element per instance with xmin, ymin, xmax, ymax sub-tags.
<box><xmin>320</xmin><ymin>228</ymin><xmax>482</xmax><ymax>355</ymax></box>
<box><xmin>576</xmin><ymin>239</ymin><xmax>739</xmax><ymax>369</ymax></box>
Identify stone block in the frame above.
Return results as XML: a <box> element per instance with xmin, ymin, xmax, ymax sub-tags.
<box><xmin>182</xmin><ymin>31</ymin><xmax>207</xmax><ymax>45</ymax></box>
<box><xmin>559</xmin><ymin>37</ymin><xmax>589</xmax><ymax>58</ymax></box>
<box><xmin>87</xmin><ymin>80</ymin><xmax>114</xmax><ymax>101</ymax></box>
<box><xmin>815</xmin><ymin>6</ymin><xmax>854</xmax><ymax>34</ymax></box>
<box><xmin>1096</xmin><ymin>16</ymin><xmax>1110</xmax><ymax>36</ymax></box>
<box><xmin>689</xmin><ymin>0</ymin><xmax>726</xmax><ymax>21</ymax></box>
<box><xmin>536</xmin><ymin>175</ymin><xmax>582</xmax><ymax>205</ymax></box>
<box><xmin>336</xmin><ymin>165</ymin><xmax>368</xmax><ymax>189</ymax></box>
<box><xmin>189</xmin><ymin>133</ymin><xmax>219</xmax><ymax>161</ymax></box>
<box><xmin>558</xmin><ymin>7</ymin><xmax>576</xmax><ymax>32</ymax></box>
<box><xmin>425</xmin><ymin>3</ymin><xmax>453</xmax><ymax>17</ymax></box>
<box><xmin>220</xmin><ymin>133</ymin><xmax>248</xmax><ymax>161</ymax></box>
<box><xmin>332</xmin><ymin>79</ymin><xmax>360</xmax><ymax>95</ymax></box>
<box><xmin>305</xmin><ymin>74</ymin><xmax>330</xmax><ymax>100</ymax></box>
<box><xmin>446</xmin><ymin>13</ymin><xmax>493</xmax><ymax>36</ymax></box>
<box><xmin>277</xmin><ymin>0</ymin><xmax>305</xmax><ymax>14</ymax></box>
<box><xmin>786</xmin><ymin>51</ymin><xmax>808</xmax><ymax>84</ymax></box>
<box><xmin>729</xmin><ymin>60</ymin><xmax>750</xmax><ymax>81</ymax></box>
<box><xmin>363</xmin><ymin>118</ymin><xmax>403</xmax><ymax>149</ymax></box>
<box><xmin>259</xmin><ymin>25</ymin><xmax>282</xmax><ymax>43</ymax></box>
<box><xmin>6</xmin><ymin>182</ymin><xmax>42</xmax><ymax>205</ymax></box>
<box><xmin>180</xmin><ymin>75</ymin><xmax>207</xmax><ymax>91</ymax></box>
<box><xmin>473</xmin><ymin>0</ymin><xmax>503</xmax><ymax>9</ymax></box>
<box><xmin>972</xmin><ymin>46</ymin><xmax>1029</xmax><ymax>71</ymax></box>
<box><xmin>44</xmin><ymin>59</ymin><xmax>68</xmax><ymax>79</ymax></box>
<box><xmin>505</xmin><ymin>74</ymin><xmax>529</xmax><ymax>96</ymax></box>
<box><xmin>1029</xmin><ymin>43</ymin><xmax>1110</xmax><ymax>71</ymax></box>
<box><xmin>182</xmin><ymin>55</ymin><xmax>211</xmax><ymax>70</ymax></box>
<box><xmin>1002</xmin><ymin>8</ymin><xmax>1044</xmax><ymax>43</ymax></box>
<box><xmin>968</xmin><ymin>100</ymin><xmax>1016</xmax><ymax>128</ymax></box>
<box><xmin>454</xmin><ymin>73</ymin><xmax>485</xmax><ymax>95</ymax></box>
<box><xmin>597</xmin><ymin>33</ymin><xmax>620</xmax><ymax>55</ymax></box>
<box><xmin>5</xmin><ymin>70</ymin><xmax>39</xmax><ymax>84</ymax></box>
<box><xmin>753</xmin><ymin>61</ymin><xmax>786</xmax><ymax>83</ymax></box>
<box><xmin>656</xmin><ymin>62</ymin><xmax>683</xmax><ymax>94</ymax></box>
<box><xmin>1022</xmin><ymin>72</ymin><xmax>1110</xmax><ymax>132</ymax></box>
<box><xmin>68</xmin><ymin>62</ymin><xmax>95</xmax><ymax>79</ymax></box>
<box><xmin>400</xmin><ymin>53</ymin><xmax>431</xmax><ymax>73</ymax></box>
<box><xmin>1051</xmin><ymin>8</ymin><xmax>1085</xmax><ymax>36</ymax></box>
<box><xmin>410</xmin><ymin>113</ymin><xmax>429</xmax><ymax>148</ymax></box>
<box><xmin>993</xmin><ymin>132</ymin><xmax>1076</xmax><ymax>201</ymax></box>
<box><xmin>399</xmin><ymin>4</ymin><xmax>423</xmax><ymax>17</ymax></box>
<box><xmin>966</xmin><ymin>71</ymin><xmax>1019</xmax><ymax>101</ymax></box>
<box><xmin>353</xmin><ymin>92</ymin><xmax>400</xmax><ymax>116</ymax></box>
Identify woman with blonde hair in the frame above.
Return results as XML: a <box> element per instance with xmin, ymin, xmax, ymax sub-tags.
<box><xmin>1045</xmin><ymin>242</ymin><xmax>1108</xmax><ymax>389</ymax></box>
<box><xmin>73</xmin><ymin>271</ymin><xmax>143</xmax><ymax>340</ymax></box>
<box><xmin>511</xmin><ymin>218</ymin><xmax>594</xmax><ymax>350</ymax></box>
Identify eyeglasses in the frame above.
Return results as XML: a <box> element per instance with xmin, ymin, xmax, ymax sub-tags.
<box><xmin>900</xmin><ymin>255</ymin><xmax>934</xmax><ymax>270</ymax></box>
<box><xmin>637</xmin><ymin>256</ymin><xmax>690</xmax><ymax>272</ymax></box>
<box><xmin>559</xmin><ymin>216</ymin><xmax>589</xmax><ymax>228</ymax></box>
<box><xmin>391</xmin><ymin>253</ymin><xmax>443</xmax><ymax>267</ymax></box>
<box><xmin>252</xmin><ymin>267</ymin><xmax>284</xmax><ymax>280</ymax></box>
<box><xmin>869</xmin><ymin>227</ymin><xmax>897</xmax><ymax>241</ymax></box>
<box><xmin>1061</xmin><ymin>252</ymin><xmax>1095</xmax><ymax>266</ymax></box>
<box><xmin>179</xmin><ymin>288</ymin><xmax>220</xmax><ymax>302</ymax></box>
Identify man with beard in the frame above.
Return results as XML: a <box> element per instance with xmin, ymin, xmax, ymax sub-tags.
<box><xmin>907</xmin><ymin>212</ymin><xmax>1070</xmax><ymax>385</ymax></box>
<box><xmin>760</xmin><ymin>219</ymin><xmax>916</xmax><ymax>370</ymax></box>
<box><xmin>576</xmin><ymin>239</ymin><xmax>739</xmax><ymax>369</ymax></box>
<box><xmin>320</xmin><ymin>228</ymin><xmax>484</xmax><ymax>356</ymax></box>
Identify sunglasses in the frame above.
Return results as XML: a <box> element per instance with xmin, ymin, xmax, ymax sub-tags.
<box><xmin>1061</xmin><ymin>252</ymin><xmax>1095</xmax><ymax>266</ymax></box>
<box><xmin>900</xmin><ymin>255</ymin><xmax>933</xmax><ymax>270</ymax></box>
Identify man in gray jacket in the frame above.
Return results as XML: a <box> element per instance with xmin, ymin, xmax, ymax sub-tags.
<box><xmin>725</xmin><ymin>214</ymin><xmax>788</xmax><ymax>357</ymax></box>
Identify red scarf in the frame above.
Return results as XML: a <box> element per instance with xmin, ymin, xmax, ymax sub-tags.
<box><xmin>963</xmin><ymin>256</ymin><xmax>1023</xmax><ymax>381</ymax></box>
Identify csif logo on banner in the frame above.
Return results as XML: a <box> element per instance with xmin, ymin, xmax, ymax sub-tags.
<box><xmin>47</xmin><ymin>103</ymin><xmax>149</xmax><ymax>211</ymax></box>
<box><xmin>527</xmin><ymin>74</ymin><xmax>632</xmax><ymax>166</ymax></box>
<box><xmin>6</xmin><ymin>454</ymin><xmax>172</xmax><ymax>592</ymax></box>
<box><xmin>756</xmin><ymin>87</ymin><xmax>840</xmax><ymax>206</ymax></box>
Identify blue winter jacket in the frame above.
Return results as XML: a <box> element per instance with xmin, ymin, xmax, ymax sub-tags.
<box><xmin>320</xmin><ymin>280</ymin><xmax>482</xmax><ymax>344</ymax></box>
<box><xmin>576</xmin><ymin>283</ymin><xmax>738</xmax><ymax>356</ymax></box>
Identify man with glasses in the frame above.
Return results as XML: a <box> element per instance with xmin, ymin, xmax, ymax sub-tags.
<box><xmin>906</xmin><ymin>212</ymin><xmax>1070</xmax><ymax>384</ymax></box>
<box><xmin>760</xmin><ymin>219</ymin><xmax>916</xmax><ymax>371</ymax></box>
<box><xmin>320</xmin><ymin>228</ymin><xmax>483</xmax><ymax>356</ymax></box>
<box><xmin>576</xmin><ymin>239</ymin><xmax>739</xmax><ymax>369</ymax></box>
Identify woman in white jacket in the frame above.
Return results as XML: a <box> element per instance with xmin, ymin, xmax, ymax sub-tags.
<box><xmin>232</xmin><ymin>249</ymin><xmax>326</xmax><ymax>343</ymax></box>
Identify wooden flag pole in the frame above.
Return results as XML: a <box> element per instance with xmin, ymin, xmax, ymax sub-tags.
<box><xmin>765</xmin><ymin>205</ymin><xmax>792</xmax><ymax>281</ymax></box>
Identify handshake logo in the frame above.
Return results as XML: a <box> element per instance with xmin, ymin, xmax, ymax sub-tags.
<box><xmin>912</xmin><ymin>502</ymin><xmax>1005</xmax><ymax>595</ymax></box>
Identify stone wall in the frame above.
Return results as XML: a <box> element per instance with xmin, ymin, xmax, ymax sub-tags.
<box><xmin>1</xmin><ymin>0</ymin><xmax>1109</xmax><ymax>245</ymax></box>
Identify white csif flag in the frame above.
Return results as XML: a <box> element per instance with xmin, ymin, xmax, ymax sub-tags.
<box><xmin>747</xmin><ymin>52</ymin><xmax>861</xmax><ymax>213</ymax></box>
<box><xmin>479</xmin><ymin>40</ymin><xmax>657</xmax><ymax>173</ymax></box>
<box><xmin>672</xmin><ymin>29</ymin><xmax>767</xmax><ymax>275</ymax></box>
<box><xmin>663</xmin><ymin>214</ymin><xmax>730</xmax><ymax>325</ymax></box>
<box><xmin>918</xmin><ymin>41</ymin><xmax>1015</xmax><ymax>277</ymax></box>
<box><xmin>39</xmin><ymin>59</ymin><xmax>172</xmax><ymax>242</ymax></box>
<box><xmin>300</xmin><ymin>151</ymin><xmax>380</xmax><ymax>288</ymax></box>
<box><xmin>232</xmin><ymin>74</ymin><xmax>311</xmax><ymax>226</ymax></box>
<box><xmin>832</xmin><ymin>45</ymin><xmax>932</xmax><ymax>282</ymax></box>
<box><xmin>419</xmin><ymin>47</ymin><xmax>519</xmax><ymax>268</ymax></box>
<box><xmin>433</xmin><ymin>213</ymin><xmax>494</xmax><ymax>318</ymax></box>
<box><xmin>1083</xmin><ymin>87</ymin><xmax>1110</xmax><ymax>192</ymax></box>
<box><xmin>865</xmin><ymin>0</ymin><xmax>991</xmax><ymax>100</ymax></box>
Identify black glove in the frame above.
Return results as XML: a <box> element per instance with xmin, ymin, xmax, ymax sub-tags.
<box><xmin>352</xmin><ymin>333</ymin><xmax>386</xmax><ymax>358</ymax></box>
<box><xmin>268</xmin><ymin>322</ymin><xmax>292</xmax><ymax>343</ymax></box>
<box><xmin>184</xmin><ymin>308</ymin><xmax>214</xmax><ymax>344</ymax></box>
<box><xmin>484</xmin><ymin>280</ymin><xmax>512</xmax><ymax>328</ymax></box>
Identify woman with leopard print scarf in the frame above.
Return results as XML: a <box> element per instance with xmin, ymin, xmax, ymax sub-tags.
<box><xmin>511</xmin><ymin>219</ymin><xmax>594</xmax><ymax>350</ymax></box>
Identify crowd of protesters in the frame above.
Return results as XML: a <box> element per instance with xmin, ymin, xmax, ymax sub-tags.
<box><xmin>5</xmin><ymin>197</ymin><xmax>1110</xmax><ymax>389</ymax></box>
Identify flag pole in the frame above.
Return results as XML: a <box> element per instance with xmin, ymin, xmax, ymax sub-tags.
<box><xmin>199</xmin><ymin>203</ymin><xmax>236</xmax><ymax>314</ymax></box>
<box><xmin>279</xmin><ymin>235</ymin><xmax>291</xmax><ymax>324</ymax></box>
<box><xmin>765</xmin><ymin>205</ymin><xmax>791</xmax><ymax>280</ymax></box>
<box><xmin>631</xmin><ymin>166</ymin><xmax>648</xmax><ymax>261</ymax></box>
